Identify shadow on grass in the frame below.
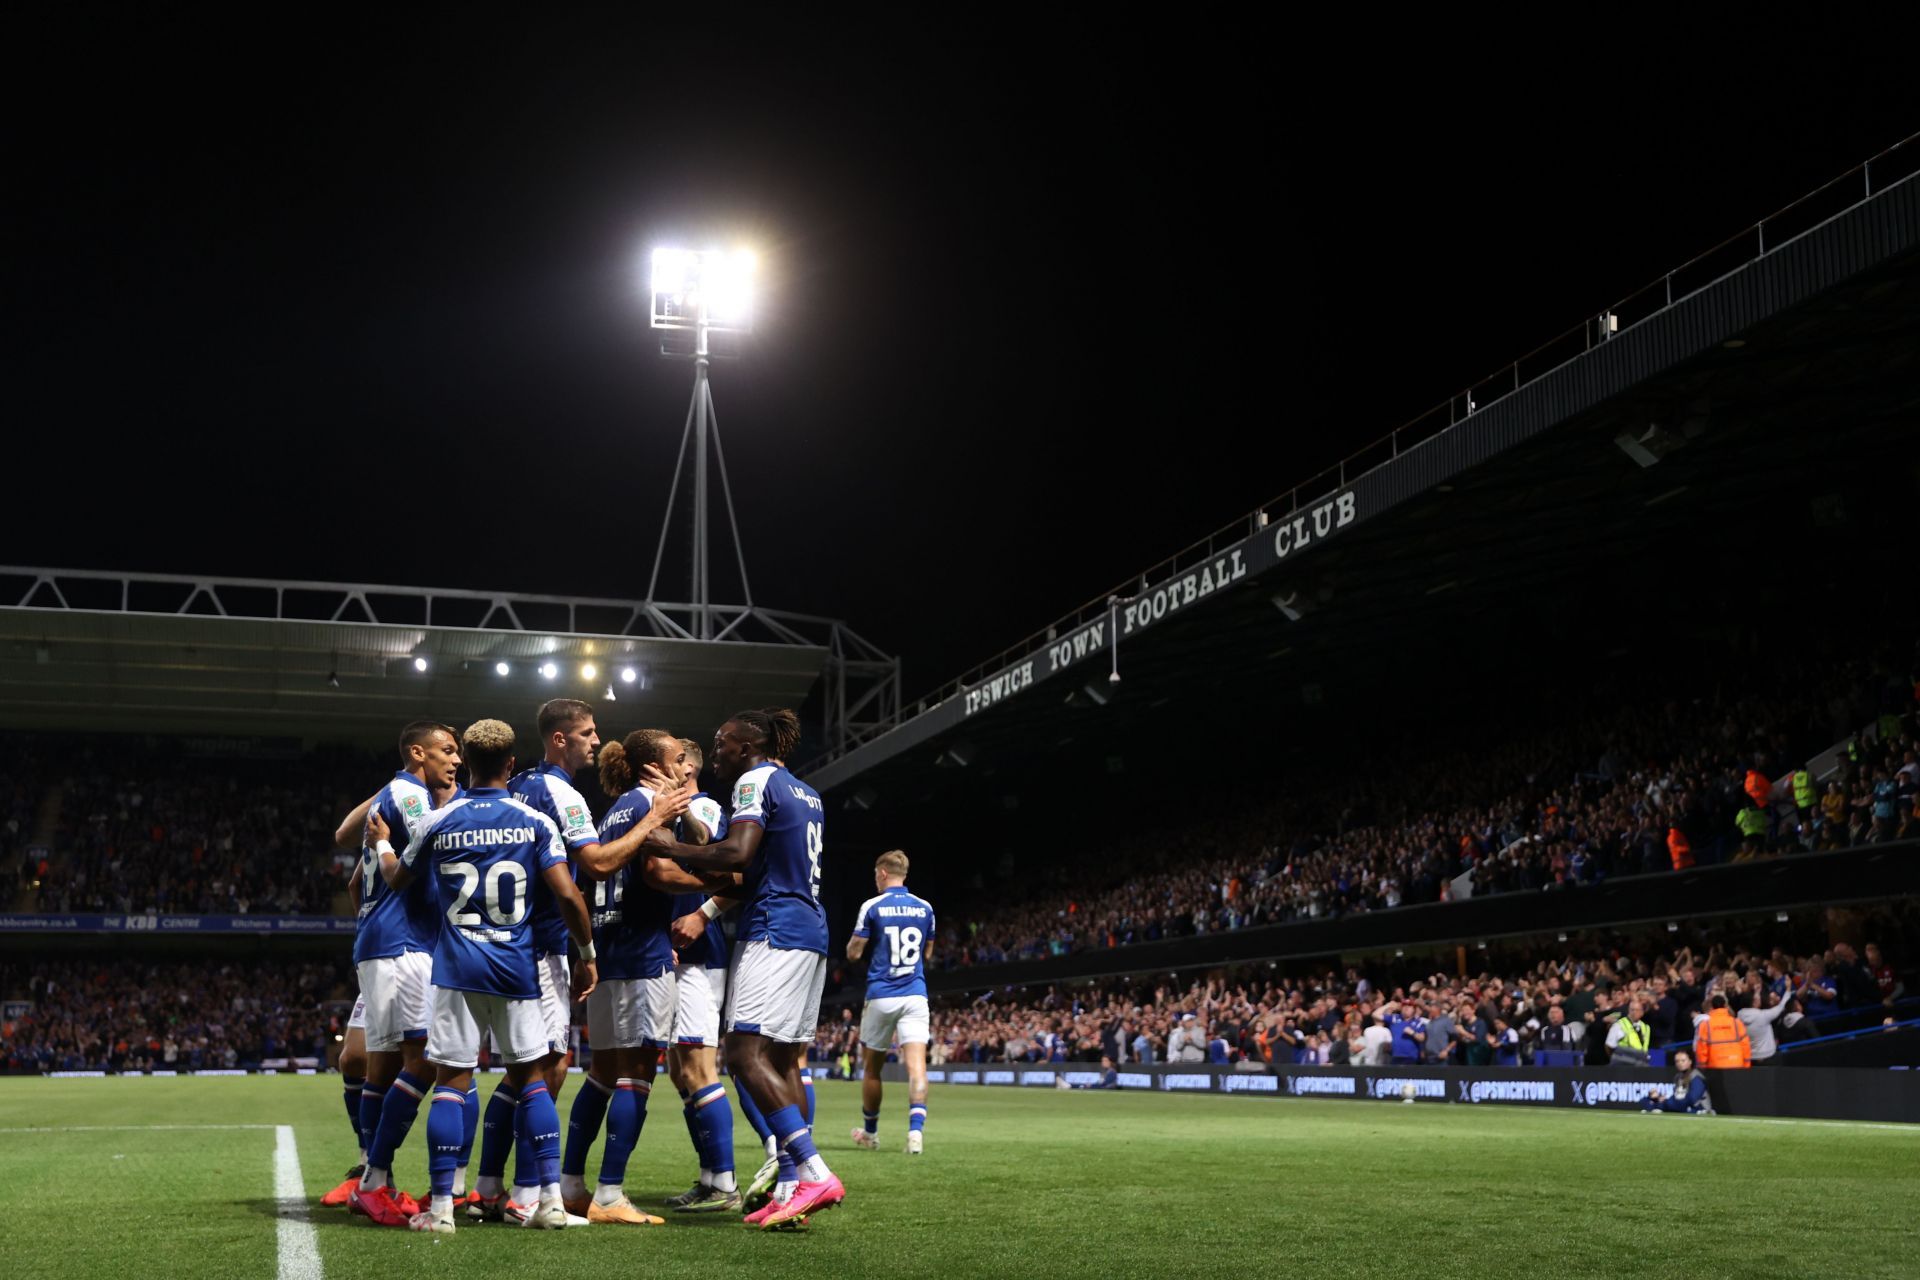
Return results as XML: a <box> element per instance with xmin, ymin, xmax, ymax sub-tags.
<box><xmin>238</xmin><ymin>1197</ymin><xmax>753</xmax><ymax>1234</ymax></box>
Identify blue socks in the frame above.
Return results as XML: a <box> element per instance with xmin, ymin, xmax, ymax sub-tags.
<box><xmin>460</xmin><ymin>1085</ymin><xmax>479</xmax><ymax>1170</ymax></box>
<box><xmin>863</xmin><ymin>1109</ymin><xmax>879</xmax><ymax>1136</ymax></box>
<box><xmin>599</xmin><ymin>1078</ymin><xmax>648</xmax><ymax>1187</ymax></box>
<box><xmin>477</xmin><ymin>1080</ymin><xmax>521</xmax><ymax>1185</ymax></box>
<box><xmin>766</xmin><ymin>1103</ymin><xmax>819</xmax><ymax>1165</ymax></box>
<box><xmin>801</xmin><ymin>1069</ymin><xmax>816</xmax><ymax>1125</ymax></box>
<box><xmin>909</xmin><ymin>1102</ymin><xmax>927</xmax><ymax>1133</ymax></box>
<box><xmin>562</xmin><ymin>1075</ymin><xmax>612</xmax><ymax>1178</ymax></box>
<box><xmin>358</xmin><ymin>1084</ymin><xmax>385</xmax><ymax>1160</ymax></box>
<box><xmin>367</xmin><ymin>1070</ymin><xmax>428</xmax><ymax>1173</ymax></box>
<box><xmin>343</xmin><ymin>1075</ymin><xmax>365</xmax><ymax>1151</ymax></box>
<box><xmin>734</xmin><ymin>1069</ymin><xmax>773</xmax><ymax>1144</ymax></box>
<box><xmin>517</xmin><ymin>1082</ymin><xmax>563</xmax><ymax>1188</ymax></box>
<box><xmin>691</xmin><ymin>1082</ymin><xmax>735</xmax><ymax>1175</ymax></box>
<box><xmin>427</xmin><ymin>1087</ymin><xmax>465</xmax><ymax>1198</ymax></box>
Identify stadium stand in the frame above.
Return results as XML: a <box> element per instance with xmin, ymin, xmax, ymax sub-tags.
<box><xmin>0</xmin><ymin>958</ymin><xmax>352</xmax><ymax>1074</ymax></box>
<box><xmin>861</xmin><ymin>906</ymin><xmax>1917</xmax><ymax>1070</ymax></box>
<box><xmin>12</xmin><ymin>737</ymin><xmax>379</xmax><ymax>917</ymax></box>
<box><xmin>935</xmin><ymin>647</ymin><xmax>1920</xmax><ymax>969</ymax></box>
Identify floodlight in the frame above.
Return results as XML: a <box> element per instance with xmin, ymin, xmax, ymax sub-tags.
<box><xmin>412</xmin><ymin>656</ymin><xmax>429</xmax><ymax>672</ymax></box>
<box><xmin>581</xmin><ymin>663</ymin><xmax>598</xmax><ymax>680</ymax></box>
<box><xmin>539</xmin><ymin>662</ymin><xmax>558</xmax><ymax>680</ymax></box>
<box><xmin>651</xmin><ymin>247</ymin><xmax>756</xmax><ymax>332</ymax></box>
<box><xmin>621</xmin><ymin>667</ymin><xmax>637</xmax><ymax>684</ymax></box>
<box><xmin>495</xmin><ymin>661</ymin><xmax>510</xmax><ymax>676</ymax></box>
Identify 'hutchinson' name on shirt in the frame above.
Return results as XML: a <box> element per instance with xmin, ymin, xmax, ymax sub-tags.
<box><xmin>433</xmin><ymin>826</ymin><xmax>538</xmax><ymax>849</ymax></box>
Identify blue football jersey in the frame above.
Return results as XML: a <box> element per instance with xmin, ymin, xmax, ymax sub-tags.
<box><xmin>399</xmin><ymin>787</ymin><xmax>567</xmax><ymax>999</ymax></box>
<box><xmin>588</xmin><ymin>786</ymin><xmax>675</xmax><ymax>981</ymax></box>
<box><xmin>353</xmin><ymin>772</ymin><xmax>453</xmax><ymax>965</ymax></box>
<box><xmin>670</xmin><ymin>793</ymin><xmax>730</xmax><ymax>969</ymax></box>
<box><xmin>728</xmin><ymin>764</ymin><xmax>827</xmax><ymax>955</ymax></box>
<box><xmin>853</xmin><ymin>885</ymin><xmax>935</xmax><ymax>999</ymax></box>
<box><xmin>508</xmin><ymin>762</ymin><xmax>599</xmax><ymax>959</ymax></box>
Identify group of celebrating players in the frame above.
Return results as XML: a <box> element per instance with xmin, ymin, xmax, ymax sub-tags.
<box><xmin>314</xmin><ymin>697</ymin><xmax>934</xmax><ymax>1235</ymax></box>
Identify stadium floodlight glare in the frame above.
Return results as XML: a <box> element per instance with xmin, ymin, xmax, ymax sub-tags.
<box><xmin>539</xmin><ymin>661</ymin><xmax>558</xmax><ymax>680</ymax></box>
<box><xmin>581</xmin><ymin>662</ymin><xmax>598</xmax><ymax>681</ymax></box>
<box><xmin>621</xmin><ymin>666</ymin><xmax>637</xmax><ymax>684</ymax></box>
<box><xmin>412</xmin><ymin>656</ymin><xmax>429</xmax><ymax>673</ymax></box>
<box><xmin>495</xmin><ymin>661</ymin><xmax>510</xmax><ymax>676</ymax></box>
<box><xmin>650</xmin><ymin>247</ymin><xmax>756</xmax><ymax>332</ymax></box>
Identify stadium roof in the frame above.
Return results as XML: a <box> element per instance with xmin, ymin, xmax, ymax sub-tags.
<box><xmin>809</xmin><ymin>138</ymin><xmax>1920</xmax><ymax>800</ymax></box>
<box><xmin>0</xmin><ymin>571</ymin><xmax>898</xmax><ymax>751</ymax></box>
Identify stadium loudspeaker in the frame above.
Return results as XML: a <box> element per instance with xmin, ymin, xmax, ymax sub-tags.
<box><xmin>935</xmin><ymin>743</ymin><xmax>974</xmax><ymax>769</ymax></box>
<box><xmin>1612</xmin><ymin>424</ymin><xmax>1687</xmax><ymax>468</ymax></box>
<box><xmin>1270</xmin><ymin>591</ymin><xmax>1310</xmax><ymax>622</ymax></box>
<box><xmin>1080</xmin><ymin>683</ymin><xmax>1110</xmax><ymax>707</ymax></box>
<box><xmin>847</xmin><ymin>787</ymin><xmax>878</xmax><ymax>812</ymax></box>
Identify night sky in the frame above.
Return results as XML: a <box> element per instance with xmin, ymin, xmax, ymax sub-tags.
<box><xmin>6</xmin><ymin>15</ymin><xmax>1912</xmax><ymax>696</ymax></box>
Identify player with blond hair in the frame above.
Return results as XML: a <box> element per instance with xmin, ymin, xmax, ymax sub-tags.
<box><xmin>847</xmin><ymin>850</ymin><xmax>935</xmax><ymax>1154</ymax></box>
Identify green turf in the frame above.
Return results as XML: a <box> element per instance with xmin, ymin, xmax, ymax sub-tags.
<box><xmin>0</xmin><ymin>1076</ymin><xmax>1914</xmax><ymax>1278</ymax></box>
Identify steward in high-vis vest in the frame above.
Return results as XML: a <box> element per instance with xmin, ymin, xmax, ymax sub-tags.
<box><xmin>1695</xmin><ymin>994</ymin><xmax>1752</xmax><ymax>1068</ymax></box>
<box><xmin>1667</xmin><ymin>826</ymin><xmax>1694</xmax><ymax>871</ymax></box>
<box><xmin>1735</xmin><ymin>805</ymin><xmax>1768</xmax><ymax>857</ymax></box>
<box><xmin>1792</xmin><ymin>769</ymin><xmax>1817</xmax><ymax>816</ymax></box>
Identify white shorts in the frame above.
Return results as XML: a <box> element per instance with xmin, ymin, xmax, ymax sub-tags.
<box><xmin>535</xmin><ymin>953</ymin><xmax>570</xmax><ymax>1056</ymax></box>
<box><xmin>428</xmin><ymin>985</ymin><xmax>549</xmax><ymax>1068</ymax></box>
<box><xmin>586</xmin><ymin>973</ymin><xmax>677</xmax><ymax>1051</ymax></box>
<box><xmin>347</xmin><ymin>993</ymin><xmax>367</xmax><ymax>1031</ymax></box>
<box><xmin>727</xmin><ymin>941</ymin><xmax>827</xmax><ymax>1044</ymax></box>
<box><xmin>356</xmin><ymin>952</ymin><xmax>433</xmax><ymax>1053</ymax></box>
<box><xmin>673</xmin><ymin>963</ymin><xmax>727</xmax><ymax>1047</ymax></box>
<box><xmin>860</xmin><ymin>994</ymin><xmax>931</xmax><ymax>1052</ymax></box>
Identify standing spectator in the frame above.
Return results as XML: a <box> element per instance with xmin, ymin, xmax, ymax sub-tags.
<box><xmin>1424</xmin><ymin>1002</ymin><xmax>1456</xmax><ymax>1066</ymax></box>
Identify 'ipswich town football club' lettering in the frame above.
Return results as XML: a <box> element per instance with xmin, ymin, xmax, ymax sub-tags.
<box><xmin>957</xmin><ymin>487</ymin><xmax>1360</xmax><ymax>720</ymax></box>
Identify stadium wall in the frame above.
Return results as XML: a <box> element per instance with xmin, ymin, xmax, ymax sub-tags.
<box><xmin>927</xmin><ymin>843</ymin><xmax>1920</xmax><ymax>991</ymax></box>
<box><xmin>886</xmin><ymin>1063</ymin><xmax>1920</xmax><ymax>1123</ymax></box>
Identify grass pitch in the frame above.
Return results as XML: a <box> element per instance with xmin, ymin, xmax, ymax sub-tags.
<box><xmin>0</xmin><ymin>1075</ymin><xmax>1914</xmax><ymax>1279</ymax></box>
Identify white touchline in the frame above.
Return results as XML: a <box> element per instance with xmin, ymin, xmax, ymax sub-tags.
<box><xmin>275</xmin><ymin>1125</ymin><xmax>323</xmax><ymax>1280</ymax></box>
<box><xmin>0</xmin><ymin>1124</ymin><xmax>275</xmax><ymax>1132</ymax></box>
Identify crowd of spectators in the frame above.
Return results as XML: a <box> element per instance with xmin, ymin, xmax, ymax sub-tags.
<box><xmin>886</xmin><ymin>914</ymin><xmax>1913</xmax><ymax>1068</ymax></box>
<box><xmin>938</xmin><ymin>652</ymin><xmax>1920</xmax><ymax>969</ymax></box>
<box><xmin>19</xmin><ymin>739</ymin><xmax>378</xmax><ymax>917</ymax></box>
<box><xmin>0</xmin><ymin>958</ymin><xmax>352</xmax><ymax>1074</ymax></box>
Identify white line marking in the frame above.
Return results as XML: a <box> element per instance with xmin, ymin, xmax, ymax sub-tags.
<box><xmin>275</xmin><ymin>1125</ymin><xmax>323</xmax><ymax>1280</ymax></box>
<box><xmin>0</xmin><ymin>1124</ymin><xmax>275</xmax><ymax>1132</ymax></box>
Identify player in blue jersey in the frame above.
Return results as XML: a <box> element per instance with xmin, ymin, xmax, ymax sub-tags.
<box><xmin>660</xmin><ymin>736</ymin><xmax>745</xmax><ymax>1214</ymax></box>
<box><xmin>644</xmin><ymin>707</ymin><xmax>845</xmax><ymax>1229</ymax></box>
<box><xmin>339</xmin><ymin>721</ymin><xmax>466</xmax><ymax>1227</ymax></box>
<box><xmin>846</xmin><ymin>849</ymin><xmax>935</xmax><ymax>1154</ymax></box>
<box><xmin>549</xmin><ymin>728</ymin><xmax>725</xmax><ymax>1225</ymax></box>
<box><xmin>369</xmin><ymin>718</ymin><xmax>599</xmax><ymax>1234</ymax></box>
<box><xmin>468</xmin><ymin>700</ymin><xmax>690</xmax><ymax>1225</ymax></box>
<box><xmin>507</xmin><ymin>699</ymin><xmax>605</xmax><ymax>1103</ymax></box>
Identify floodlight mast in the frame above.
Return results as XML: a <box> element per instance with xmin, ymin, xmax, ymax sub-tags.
<box><xmin>646</xmin><ymin>249</ymin><xmax>756</xmax><ymax>640</ymax></box>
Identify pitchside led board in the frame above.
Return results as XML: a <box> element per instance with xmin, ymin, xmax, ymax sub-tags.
<box><xmin>650</xmin><ymin>248</ymin><xmax>756</xmax><ymax>333</ymax></box>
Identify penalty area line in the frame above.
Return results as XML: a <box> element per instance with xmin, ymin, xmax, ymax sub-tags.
<box><xmin>275</xmin><ymin>1125</ymin><xmax>323</xmax><ymax>1280</ymax></box>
